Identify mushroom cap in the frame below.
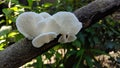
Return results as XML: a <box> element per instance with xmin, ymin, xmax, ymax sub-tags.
<box><xmin>16</xmin><ymin>12</ymin><xmax>45</xmax><ymax>39</ymax></box>
<box><xmin>16</xmin><ymin>11</ymin><xmax>83</xmax><ymax>47</ymax></box>
<box><xmin>39</xmin><ymin>12</ymin><xmax>51</xmax><ymax>18</ymax></box>
<box><xmin>32</xmin><ymin>32</ymin><xmax>58</xmax><ymax>48</ymax></box>
<box><xmin>37</xmin><ymin>16</ymin><xmax>61</xmax><ymax>35</ymax></box>
<box><xmin>53</xmin><ymin>11</ymin><xmax>82</xmax><ymax>35</ymax></box>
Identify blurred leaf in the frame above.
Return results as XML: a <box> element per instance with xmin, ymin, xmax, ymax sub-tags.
<box><xmin>27</xmin><ymin>0</ymin><xmax>33</xmax><ymax>7</ymax></box>
<box><xmin>2</xmin><ymin>8</ymin><xmax>13</xmax><ymax>16</ymax></box>
<box><xmin>0</xmin><ymin>26</ymin><xmax>12</xmax><ymax>36</ymax></box>
<box><xmin>35</xmin><ymin>56</ymin><xmax>43</xmax><ymax>68</ymax></box>
<box><xmin>53</xmin><ymin>44</ymin><xmax>62</xmax><ymax>50</ymax></box>
<box><xmin>91</xmin><ymin>49</ymin><xmax>106</xmax><ymax>55</ymax></box>
<box><xmin>72</xmin><ymin>40</ymin><xmax>81</xmax><ymax>48</ymax></box>
<box><xmin>0</xmin><ymin>20</ymin><xmax>5</xmax><ymax>24</ymax></box>
<box><xmin>10</xmin><ymin>6</ymin><xmax>19</xmax><ymax>11</ymax></box>
<box><xmin>76</xmin><ymin>49</ymin><xmax>85</xmax><ymax>68</ymax></box>
<box><xmin>0</xmin><ymin>47</ymin><xmax>4</xmax><ymax>50</ymax></box>
<box><xmin>42</xmin><ymin>3</ymin><xmax>53</xmax><ymax>8</ymax></box>
<box><xmin>85</xmin><ymin>28</ymin><xmax>95</xmax><ymax>35</ymax></box>
<box><xmin>0</xmin><ymin>41</ymin><xmax>5</xmax><ymax>50</ymax></box>
<box><xmin>56</xmin><ymin>52</ymin><xmax>62</xmax><ymax>59</ymax></box>
<box><xmin>110</xmin><ymin>27</ymin><xmax>120</xmax><ymax>35</ymax></box>
<box><xmin>77</xmin><ymin>49</ymin><xmax>85</xmax><ymax>57</ymax></box>
<box><xmin>105</xmin><ymin>41</ymin><xmax>116</xmax><ymax>49</ymax></box>
<box><xmin>85</xmin><ymin>56</ymin><xmax>93</xmax><ymax>68</ymax></box>
<box><xmin>66</xmin><ymin>50</ymin><xmax>77</xmax><ymax>58</ymax></box>
<box><xmin>8</xmin><ymin>31</ymin><xmax>18</xmax><ymax>37</ymax></box>
<box><xmin>44</xmin><ymin>49</ymin><xmax>55</xmax><ymax>60</ymax></box>
<box><xmin>93</xmin><ymin>36</ymin><xmax>100</xmax><ymax>44</ymax></box>
<box><xmin>14</xmin><ymin>33</ymin><xmax>24</xmax><ymax>42</ymax></box>
<box><xmin>77</xmin><ymin>32</ymin><xmax>85</xmax><ymax>45</ymax></box>
<box><xmin>88</xmin><ymin>37</ymin><xmax>94</xmax><ymax>47</ymax></box>
<box><xmin>66</xmin><ymin>6</ymin><xmax>73</xmax><ymax>11</ymax></box>
<box><xmin>107</xmin><ymin>30</ymin><xmax>114</xmax><ymax>36</ymax></box>
<box><xmin>9</xmin><ymin>0</ymin><xmax>19</xmax><ymax>4</ymax></box>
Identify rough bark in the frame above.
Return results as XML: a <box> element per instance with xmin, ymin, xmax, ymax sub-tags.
<box><xmin>0</xmin><ymin>0</ymin><xmax>120</xmax><ymax>68</ymax></box>
<box><xmin>74</xmin><ymin>0</ymin><xmax>120</xmax><ymax>28</ymax></box>
<box><xmin>0</xmin><ymin>37</ymin><xmax>60</xmax><ymax>67</ymax></box>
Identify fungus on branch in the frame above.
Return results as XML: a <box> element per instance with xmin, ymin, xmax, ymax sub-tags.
<box><xmin>16</xmin><ymin>12</ymin><xmax>51</xmax><ymax>40</ymax></box>
<box><xmin>52</xmin><ymin>12</ymin><xmax>82</xmax><ymax>43</ymax></box>
<box><xmin>16</xmin><ymin>11</ymin><xmax>82</xmax><ymax>48</ymax></box>
<box><xmin>32</xmin><ymin>32</ymin><xmax>58</xmax><ymax>48</ymax></box>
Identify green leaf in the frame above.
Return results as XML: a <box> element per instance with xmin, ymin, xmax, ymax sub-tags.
<box><xmin>77</xmin><ymin>32</ymin><xmax>85</xmax><ymax>45</ymax></box>
<box><xmin>14</xmin><ymin>33</ymin><xmax>24</xmax><ymax>42</ymax></box>
<box><xmin>72</xmin><ymin>40</ymin><xmax>81</xmax><ymax>48</ymax></box>
<box><xmin>35</xmin><ymin>56</ymin><xmax>43</xmax><ymax>68</ymax></box>
<box><xmin>0</xmin><ymin>42</ymin><xmax>5</xmax><ymax>50</ymax></box>
<box><xmin>2</xmin><ymin>8</ymin><xmax>13</xmax><ymax>16</ymax></box>
<box><xmin>93</xmin><ymin>36</ymin><xmax>100</xmax><ymax>44</ymax></box>
<box><xmin>76</xmin><ymin>49</ymin><xmax>85</xmax><ymax>68</ymax></box>
<box><xmin>76</xmin><ymin>49</ymin><xmax>85</xmax><ymax>57</ymax></box>
<box><xmin>85</xmin><ymin>56</ymin><xmax>93</xmax><ymax>68</ymax></box>
<box><xmin>90</xmin><ymin>49</ymin><xmax>106</xmax><ymax>55</ymax></box>
<box><xmin>110</xmin><ymin>27</ymin><xmax>120</xmax><ymax>35</ymax></box>
<box><xmin>88</xmin><ymin>37</ymin><xmax>94</xmax><ymax>47</ymax></box>
<box><xmin>66</xmin><ymin>50</ymin><xmax>77</xmax><ymax>58</ymax></box>
<box><xmin>9</xmin><ymin>0</ymin><xmax>19</xmax><ymax>4</ymax></box>
<box><xmin>27</xmin><ymin>0</ymin><xmax>33</xmax><ymax>7</ymax></box>
<box><xmin>107</xmin><ymin>30</ymin><xmax>114</xmax><ymax>36</ymax></box>
<box><xmin>85</xmin><ymin>28</ymin><xmax>95</xmax><ymax>35</ymax></box>
<box><xmin>8</xmin><ymin>31</ymin><xmax>19</xmax><ymax>37</ymax></box>
<box><xmin>42</xmin><ymin>3</ymin><xmax>53</xmax><ymax>8</ymax></box>
<box><xmin>56</xmin><ymin>52</ymin><xmax>62</xmax><ymax>59</ymax></box>
<box><xmin>0</xmin><ymin>26</ymin><xmax>12</xmax><ymax>36</ymax></box>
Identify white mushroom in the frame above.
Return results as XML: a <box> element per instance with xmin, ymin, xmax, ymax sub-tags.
<box><xmin>40</xmin><ymin>17</ymin><xmax>61</xmax><ymax>34</ymax></box>
<box><xmin>16</xmin><ymin>12</ymin><xmax>51</xmax><ymax>40</ymax></box>
<box><xmin>39</xmin><ymin>12</ymin><xmax>51</xmax><ymax>18</ymax></box>
<box><xmin>32</xmin><ymin>32</ymin><xmax>58</xmax><ymax>48</ymax></box>
<box><xmin>52</xmin><ymin>11</ymin><xmax>82</xmax><ymax>43</ymax></box>
<box><xmin>16</xmin><ymin>12</ymin><xmax>39</xmax><ymax>39</ymax></box>
<box><xmin>32</xmin><ymin>17</ymin><xmax>61</xmax><ymax>48</ymax></box>
<box><xmin>16</xmin><ymin>11</ymin><xmax>82</xmax><ymax>48</ymax></box>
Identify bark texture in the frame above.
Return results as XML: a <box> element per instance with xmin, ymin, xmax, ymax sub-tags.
<box><xmin>0</xmin><ymin>0</ymin><xmax>120</xmax><ymax>67</ymax></box>
<box><xmin>74</xmin><ymin>0</ymin><xmax>120</xmax><ymax>28</ymax></box>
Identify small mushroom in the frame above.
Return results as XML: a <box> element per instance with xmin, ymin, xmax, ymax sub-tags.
<box><xmin>39</xmin><ymin>17</ymin><xmax>61</xmax><ymax>34</ymax></box>
<box><xmin>52</xmin><ymin>11</ymin><xmax>82</xmax><ymax>43</ymax></box>
<box><xmin>16</xmin><ymin>11</ymin><xmax>82</xmax><ymax>48</ymax></box>
<box><xmin>16</xmin><ymin>12</ymin><xmax>51</xmax><ymax>40</ymax></box>
<box><xmin>33</xmin><ymin>17</ymin><xmax>61</xmax><ymax>47</ymax></box>
<box><xmin>32</xmin><ymin>32</ymin><xmax>58</xmax><ymax>48</ymax></box>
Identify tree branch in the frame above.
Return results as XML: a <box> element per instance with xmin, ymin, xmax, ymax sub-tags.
<box><xmin>74</xmin><ymin>0</ymin><xmax>120</xmax><ymax>28</ymax></box>
<box><xmin>0</xmin><ymin>0</ymin><xmax>120</xmax><ymax>67</ymax></box>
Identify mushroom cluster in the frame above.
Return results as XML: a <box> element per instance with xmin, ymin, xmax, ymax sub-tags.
<box><xmin>16</xmin><ymin>11</ymin><xmax>82</xmax><ymax>48</ymax></box>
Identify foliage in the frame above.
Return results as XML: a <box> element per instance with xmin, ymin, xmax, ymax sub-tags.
<box><xmin>0</xmin><ymin>0</ymin><xmax>120</xmax><ymax>68</ymax></box>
